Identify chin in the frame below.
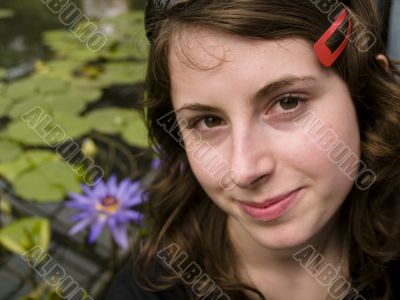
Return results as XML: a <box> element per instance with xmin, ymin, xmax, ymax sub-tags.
<box><xmin>250</xmin><ymin>220</ymin><xmax>315</xmax><ymax>251</ymax></box>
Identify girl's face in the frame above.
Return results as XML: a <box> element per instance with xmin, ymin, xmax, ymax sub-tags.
<box><xmin>169</xmin><ymin>27</ymin><xmax>360</xmax><ymax>250</ymax></box>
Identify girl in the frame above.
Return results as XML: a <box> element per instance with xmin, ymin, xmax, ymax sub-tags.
<box><xmin>107</xmin><ymin>0</ymin><xmax>400</xmax><ymax>299</ymax></box>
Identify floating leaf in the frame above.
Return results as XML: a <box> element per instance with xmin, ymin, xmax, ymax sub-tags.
<box><xmin>0</xmin><ymin>68</ymin><xmax>7</xmax><ymax>80</ymax></box>
<box><xmin>0</xmin><ymin>217</ymin><xmax>50</xmax><ymax>255</ymax></box>
<box><xmin>48</xmin><ymin>89</ymin><xmax>102</xmax><ymax>115</ymax></box>
<box><xmin>5</xmin><ymin>109</ymin><xmax>91</xmax><ymax>145</ymax></box>
<box><xmin>0</xmin><ymin>95</ymin><xmax>14</xmax><ymax>116</ymax></box>
<box><xmin>96</xmin><ymin>62</ymin><xmax>147</xmax><ymax>87</ymax></box>
<box><xmin>32</xmin><ymin>75</ymin><xmax>69</xmax><ymax>95</ymax></box>
<box><xmin>5</xmin><ymin>78</ymin><xmax>38</xmax><ymax>100</ymax></box>
<box><xmin>43</xmin><ymin>29</ymin><xmax>99</xmax><ymax>62</ymax></box>
<box><xmin>97</xmin><ymin>12</ymin><xmax>149</xmax><ymax>60</ymax></box>
<box><xmin>52</xmin><ymin>112</ymin><xmax>91</xmax><ymax>140</ymax></box>
<box><xmin>0</xmin><ymin>150</ymin><xmax>59</xmax><ymax>183</ymax></box>
<box><xmin>45</xmin><ymin>60</ymin><xmax>82</xmax><ymax>80</ymax></box>
<box><xmin>86</xmin><ymin>107</ymin><xmax>140</xmax><ymax>134</ymax></box>
<box><xmin>121</xmin><ymin>117</ymin><xmax>149</xmax><ymax>148</ymax></box>
<box><xmin>8</xmin><ymin>95</ymin><xmax>52</xmax><ymax>119</ymax></box>
<box><xmin>13</xmin><ymin>160</ymin><xmax>81</xmax><ymax>203</ymax></box>
<box><xmin>0</xmin><ymin>9</ymin><xmax>15</xmax><ymax>20</ymax></box>
<box><xmin>3</xmin><ymin>120</ymin><xmax>50</xmax><ymax>146</ymax></box>
<box><xmin>0</xmin><ymin>139</ymin><xmax>22</xmax><ymax>162</ymax></box>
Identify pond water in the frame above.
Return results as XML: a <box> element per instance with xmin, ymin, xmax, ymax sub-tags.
<box><xmin>0</xmin><ymin>0</ymin><xmax>145</xmax><ymax>69</ymax></box>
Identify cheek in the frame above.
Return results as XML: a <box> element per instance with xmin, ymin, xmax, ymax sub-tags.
<box><xmin>285</xmin><ymin>111</ymin><xmax>360</xmax><ymax>198</ymax></box>
<box><xmin>186</xmin><ymin>143</ymin><xmax>224</xmax><ymax>191</ymax></box>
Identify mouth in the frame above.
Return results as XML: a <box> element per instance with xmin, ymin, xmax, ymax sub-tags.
<box><xmin>237</xmin><ymin>187</ymin><xmax>303</xmax><ymax>221</ymax></box>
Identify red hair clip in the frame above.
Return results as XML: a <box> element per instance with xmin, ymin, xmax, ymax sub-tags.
<box><xmin>314</xmin><ymin>8</ymin><xmax>352</xmax><ymax>67</ymax></box>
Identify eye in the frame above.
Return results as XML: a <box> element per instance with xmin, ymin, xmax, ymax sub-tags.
<box><xmin>269</xmin><ymin>94</ymin><xmax>307</xmax><ymax>116</ymax></box>
<box><xmin>187</xmin><ymin>115</ymin><xmax>223</xmax><ymax>130</ymax></box>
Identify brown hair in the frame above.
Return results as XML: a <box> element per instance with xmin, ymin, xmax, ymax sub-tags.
<box><xmin>135</xmin><ymin>1</ymin><xmax>400</xmax><ymax>299</ymax></box>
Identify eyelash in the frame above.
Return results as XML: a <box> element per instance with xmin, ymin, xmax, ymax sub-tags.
<box><xmin>186</xmin><ymin>94</ymin><xmax>308</xmax><ymax>131</ymax></box>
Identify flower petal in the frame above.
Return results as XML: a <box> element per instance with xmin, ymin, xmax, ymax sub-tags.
<box><xmin>93</xmin><ymin>180</ymin><xmax>107</xmax><ymax>199</ymax></box>
<box><xmin>81</xmin><ymin>184</ymin><xmax>97</xmax><ymax>198</ymax></box>
<box><xmin>110</xmin><ymin>224</ymin><xmax>129</xmax><ymax>250</ymax></box>
<box><xmin>68</xmin><ymin>192</ymin><xmax>92</xmax><ymax>204</ymax></box>
<box><xmin>120</xmin><ymin>193</ymin><xmax>143</xmax><ymax>208</ymax></box>
<box><xmin>107</xmin><ymin>175</ymin><xmax>118</xmax><ymax>196</ymax></box>
<box><xmin>116</xmin><ymin>179</ymin><xmax>132</xmax><ymax>201</ymax></box>
<box><xmin>65</xmin><ymin>201</ymin><xmax>92</xmax><ymax>210</ymax></box>
<box><xmin>68</xmin><ymin>218</ymin><xmax>92</xmax><ymax>236</ymax></box>
<box><xmin>69</xmin><ymin>211</ymin><xmax>93</xmax><ymax>222</ymax></box>
<box><xmin>120</xmin><ymin>210</ymin><xmax>143</xmax><ymax>224</ymax></box>
<box><xmin>121</xmin><ymin>181</ymin><xmax>141</xmax><ymax>203</ymax></box>
<box><xmin>88</xmin><ymin>216</ymin><xmax>107</xmax><ymax>243</ymax></box>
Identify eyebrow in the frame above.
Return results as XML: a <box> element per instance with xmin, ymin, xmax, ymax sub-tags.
<box><xmin>175</xmin><ymin>75</ymin><xmax>317</xmax><ymax>114</ymax></box>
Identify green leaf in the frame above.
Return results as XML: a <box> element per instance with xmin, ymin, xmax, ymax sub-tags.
<box><xmin>4</xmin><ymin>111</ymin><xmax>90</xmax><ymax>146</ymax></box>
<box><xmin>52</xmin><ymin>112</ymin><xmax>91</xmax><ymax>140</ymax></box>
<box><xmin>5</xmin><ymin>78</ymin><xmax>38</xmax><ymax>100</ymax></box>
<box><xmin>0</xmin><ymin>9</ymin><xmax>15</xmax><ymax>20</ymax></box>
<box><xmin>13</xmin><ymin>160</ymin><xmax>81</xmax><ymax>203</ymax></box>
<box><xmin>121</xmin><ymin>117</ymin><xmax>149</xmax><ymax>148</ymax></box>
<box><xmin>45</xmin><ymin>60</ymin><xmax>82</xmax><ymax>80</ymax></box>
<box><xmin>0</xmin><ymin>68</ymin><xmax>7</xmax><ymax>79</ymax></box>
<box><xmin>0</xmin><ymin>139</ymin><xmax>22</xmax><ymax>162</ymax></box>
<box><xmin>4</xmin><ymin>75</ymin><xmax>68</xmax><ymax>101</ymax></box>
<box><xmin>3</xmin><ymin>120</ymin><xmax>50</xmax><ymax>146</ymax></box>
<box><xmin>8</xmin><ymin>95</ymin><xmax>52</xmax><ymax>119</ymax></box>
<box><xmin>96</xmin><ymin>62</ymin><xmax>147</xmax><ymax>87</ymax></box>
<box><xmin>97</xmin><ymin>12</ymin><xmax>149</xmax><ymax>60</ymax></box>
<box><xmin>0</xmin><ymin>95</ymin><xmax>14</xmax><ymax>117</ymax></box>
<box><xmin>86</xmin><ymin>107</ymin><xmax>141</xmax><ymax>134</ymax></box>
<box><xmin>0</xmin><ymin>150</ymin><xmax>59</xmax><ymax>183</ymax></box>
<box><xmin>0</xmin><ymin>217</ymin><xmax>50</xmax><ymax>255</ymax></box>
<box><xmin>32</xmin><ymin>75</ymin><xmax>69</xmax><ymax>95</ymax></box>
<box><xmin>48</xmin><ymin>89</ymin><xmax>102</xmax><ymax>115</ymax></box>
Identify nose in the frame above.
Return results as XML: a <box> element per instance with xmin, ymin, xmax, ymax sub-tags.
<box><xmin>229</xmin><ymin>124</ymin><xmax>276</xmax><ymax>189</ymax></box>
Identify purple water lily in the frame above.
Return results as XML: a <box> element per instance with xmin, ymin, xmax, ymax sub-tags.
<box><xmin>65</xmin><ymin>175</ymin><xmax>146</xmax><ymax>250</ymax></box>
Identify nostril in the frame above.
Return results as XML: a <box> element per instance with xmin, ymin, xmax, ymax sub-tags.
<box><xmin>238</xmin><ymin>174</ymin><xmax>268</xmax><ymax>190</ymax></box>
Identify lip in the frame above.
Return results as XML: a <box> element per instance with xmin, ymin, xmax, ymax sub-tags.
<box><xmin>238</xmin><ymin>187</ymin><xmax>303</xmax><ymax>221</ymax></box>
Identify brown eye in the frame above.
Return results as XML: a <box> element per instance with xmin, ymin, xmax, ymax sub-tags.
<box><xmin>279</xmin><ymin>96</ymin><xmax>301</xmax><ymax>110</ymax></box>
<box><xmin>204</xmin><ymin>116</ymin><xmax>222</xmax><ymax>128</ymax></box>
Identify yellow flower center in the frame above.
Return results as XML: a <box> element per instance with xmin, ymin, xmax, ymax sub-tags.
<box><xmin>96</xmin><ymin>196</ymin><xmax>119</xmax><ymax>214</ymax></box>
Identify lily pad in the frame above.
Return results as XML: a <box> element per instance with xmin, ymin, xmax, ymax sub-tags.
<box><xmin>52</xmin><ymin>112</ymin><xmax>91</xmax><ymax>140</ymax></box>
<box><xmin>0</xmin><ymin>139</ymin><xmax>22</xmax><ymax>163</ymax></box>
<box><xmin>32</xmin><ymin>75</ymin><xmax>69</xmax><ymax>95</ymax></box>
<box><xmin>13</xmin><ymin>160</ymin><xmax>81</xmax><ymax>202</ymax></box>
<box><xmin>48</xmin><ymin>89</ymin><xmax>102</xmax><ymax>114</ymax></box>
<box><xmin>121</xmin><ymin>117</ymin><xmax>149</xmax><ymax>148</ymax></box>
<box><xmin>0</xmin><ymin>150</ymin><xmax>59</xmax><ymax>183</ymax></box>
<box><xmin>0</xmin><ymin>217</ymin><xmax>50</xmax><ymax>255</ymax></box>
<box><xmin>86</xmin><ymin>107</ymin><xmax>141</xmax><ymax>134</ymax></box>
<box><xmin>3</xmin><ymin>119</ymin><xmax>51</xmax><ymax>146</ymax></box>
<box><xmin>97</xmin><ymin>12</ymin><xmax>149</xmax><ymax>60</ymax></box>
<box><xmin>8</xmin><ymin>95</ymin><xmax>53</xmax><ymax>119</ymax></box>
<box><xmin>0</xmin><ymin>9</ymin><xmax>15</xmax><ymax>20</ymax></box>
<box><xmin>5</xmin><ymin>110</ymin><xmax>91</xmax><ymax>146</ymax></box>
<box><xmin>43</xmin><ymin>29</ymin><xmax>99</xmax><ymax>62</ymax></box>
<box><xmin>96</xmin><ymin>62</ymin><xmax>147</xmax><ymax>87</ymax></box>
<box><xmin>45</xmin><ymin>60</ymin><xmax>82</xmax><ymax>80</ymax></box>
<box><xmin>0</xmin><ymin>95</ymin><xmax>14</xmax><ymax>117</ymax></box>
<box><xmin>5</xmin><ymin>78</ymin><xmax>38</xmax><ymax>100</ymax></box>
<box><xmin>0</xmin><ymin>68</ymin><xmax>7</xmax><ymax>79</ymax></box>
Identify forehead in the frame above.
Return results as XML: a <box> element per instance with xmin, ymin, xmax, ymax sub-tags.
<box><xmin>168</xmin><ymin>27</ymin><xmax>329</xmax><ymax>105</ymax></box>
